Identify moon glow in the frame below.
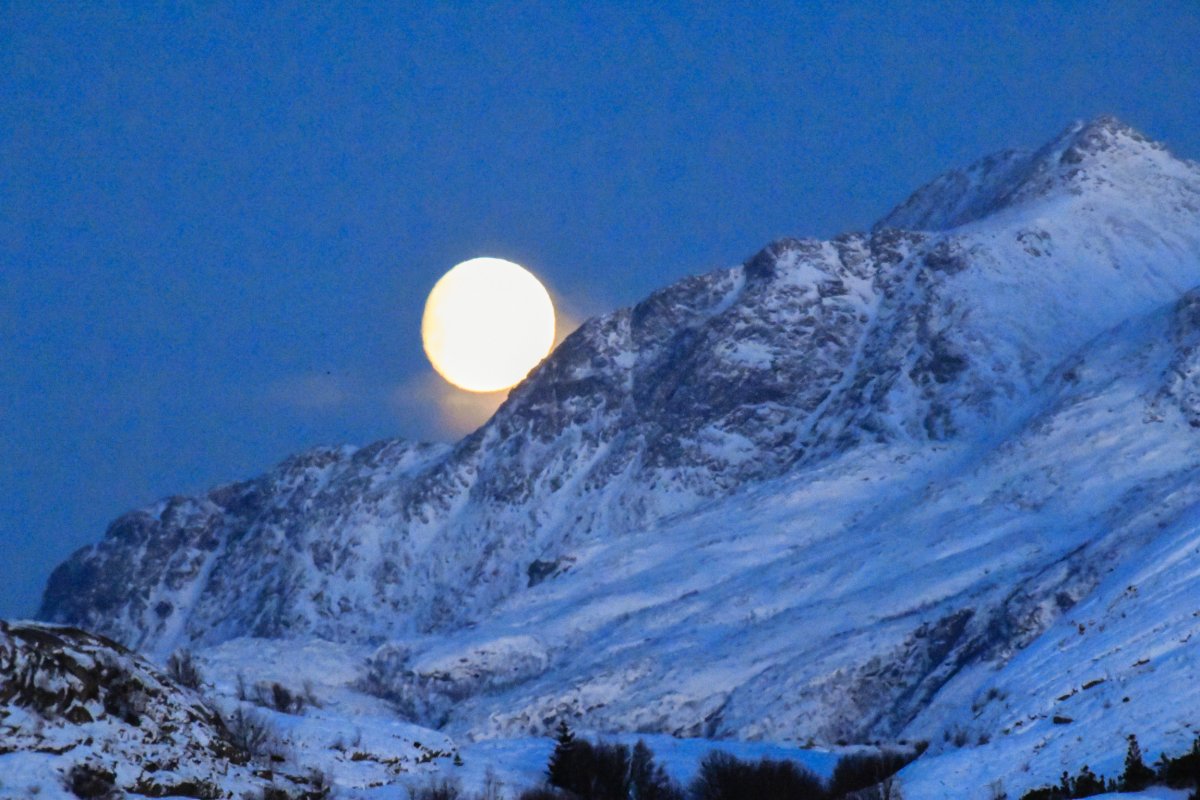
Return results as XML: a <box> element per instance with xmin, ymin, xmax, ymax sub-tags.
<box><xmin>421</xmin><ymin>257</ymin><xmax>556</xmax><ymax>393</ymax></box>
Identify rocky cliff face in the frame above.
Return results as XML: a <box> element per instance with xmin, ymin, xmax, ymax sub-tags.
<box><xmin>34</xmin><ymin>117</ymin><xmax>1200</xmax><ymax>797</ymax></box>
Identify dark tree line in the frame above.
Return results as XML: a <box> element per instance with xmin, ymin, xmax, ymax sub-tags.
<box><xmin>1020</xmin><ymin>734</ymin><xmax>1200</xmax><ymax>800</ymax></box>
<box><xmin>523</xmin><ymin>721</ymin><xmax>916</xmax><ymax>800</ymax></box>
<box><xmin>542</xmin><ymin>721</ymin><xmax>683</xmax><ymax>800</ymax></box>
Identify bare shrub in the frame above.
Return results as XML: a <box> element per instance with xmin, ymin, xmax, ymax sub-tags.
<box><xmin>411</xmin><ymin>778</ymin><xmax>463</xmax><ymax>800</ymax></box>
<box><xmin>130</xmin><ymin>776</ymin><xmax>222</xmax><ymax>799</ymax></box>
<box><xmin>300</xmin><ymin>767</ymin><xmax>334</xmax><ymax>799</ymax></box>
<box><xmin>223</xmin><ymin>706</ymin><xmax>284</xmax><ymax>761</ymax></box>
<box><xmin>64</xmin><ymin>763</ymin><xmax>120</xmax><ymax>800</ymax></box>
<box><xmin>165</xmin><ymin>649</ymin><xmax>204</xmax><ymax>690</ymax></box>
<box><xmin>101</xmin><ymin>674</ymin><xmax>149</xmax><ymax>726</ymax></box>
<box><xmin>242</xmin><ymin>680</ymin><xmax>309</xmax><ymax>715</ymax></box>
<box><xmin>941</xmin><ymin>726</ymin><xmax>970</xmax><ymax>748</ymax></box>
<box><xmin>478</xmin><ymin>766</ymin><xmax>503</xmax><ymax>800</ymax></box>
<box><xmin>302</xmin><ymin>680</ymin><xmax>321</xmax><ymax>709</ymax></box>
<box><xmin>517</xmin><ymin>790</ymin><xmax>565</xmax><ymax>800</ymax></box>
<box><xmin>269</xmin><ymin>681</ymin><xmax>306</xmax><ymax>714</ymax></box>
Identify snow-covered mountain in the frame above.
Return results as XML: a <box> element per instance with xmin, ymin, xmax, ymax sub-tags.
<box><xmin>33</xmin><ymin>117</ymin><xmax>1200</xmax><ymax>798</ymax></box>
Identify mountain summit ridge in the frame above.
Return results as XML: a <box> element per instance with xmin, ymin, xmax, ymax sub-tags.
<box><xmin>35</xmin><ymin>117</ymin><xmax>1200</xmax><ymax>797</ymax></box>
<box><xmin>874</xmin><ymin>115</ymin><xmax>1183</xmax><ymax>232</ymax></box>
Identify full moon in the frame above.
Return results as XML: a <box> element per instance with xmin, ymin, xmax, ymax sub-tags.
<box><xmin>421</xmin><ymin>257</ymin><xmax>556</xmax><ymax>393</ymax></box>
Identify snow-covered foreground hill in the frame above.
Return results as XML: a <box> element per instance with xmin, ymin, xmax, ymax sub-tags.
<box><xmin>0</xmin><ymin>620</ymin><xmax>852</xmax><ymax>798</ymax></box>
<box><xmin>1</xmin><ymin>620</ymin><xmax>1187</xmax><ymax>799</ymax></box>
<box><xmin>0</xmin><ymin>621</ymin><xmax>280</xmax><ymax>798</ymax></box>
<box><xmin>22</xmin><ymin>117</ymin><xmax>1200</xmax><ymax>798</ymax></box>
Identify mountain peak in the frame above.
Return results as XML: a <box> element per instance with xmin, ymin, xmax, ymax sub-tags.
<box><xmin>1038</xmin><ymin>115</ymin><xmax>1165</xmax><ymax>174</ymax></box>
<box><xmin>1057</xmin><ymin>114</ymin><xmax>1159</xmax><ymax>157</ymax></box>
<box><xmin>875</xmin><ymin>116</ymin><xmax>1182</xmax><ymax>232</ymax></box>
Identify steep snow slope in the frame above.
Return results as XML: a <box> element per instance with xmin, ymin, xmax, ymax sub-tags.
<box><xmin>374</xmin><ymin>288</ymin><xmax>1199</xmax><ymax>797</ymax></box>
<box><xmin>32</xmin><ymin>117</ymin><xmax>1200</xmax><ymax>797</ymax></box>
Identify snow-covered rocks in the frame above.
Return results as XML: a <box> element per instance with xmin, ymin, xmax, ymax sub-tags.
<box><xmin>1158</xmin><ymin>289</ymin><xmax>1200</xmax><ymax>426</ymax></box>
<box><xmin>0</xmin><ymin>621</ymin><xmax>268</xmax><ymax>798</ymax></box>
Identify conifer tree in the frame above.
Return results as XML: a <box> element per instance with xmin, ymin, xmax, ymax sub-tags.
<box><xmin>629</xmin><ymin>740</ymin><xmax>683</xmax><ymax>800</ymax></box>
<box><xmin>630</xmin><ymin>739</ymin><xmax>655</xmax><ymax>798</ymax></box>
<box><xmin>1071</xmin><ymin>765</ymin><xmax>1106</xmax><ymax>796</ymax></box>
<box><xmin>547</xmin><ymin>720</ymin><xmax>577</xmax><ymax>789</ymax></box>
<box><xmin>1121</xmin><ymin>734</ymin><xmax>1155</xmax><ymax>792</ymax></box>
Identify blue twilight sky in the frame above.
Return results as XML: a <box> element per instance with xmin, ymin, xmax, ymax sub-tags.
<box><xmin>2</xmin><ymin>2</ymin><xmax>1200</xmax><ymax>619</ymax></box>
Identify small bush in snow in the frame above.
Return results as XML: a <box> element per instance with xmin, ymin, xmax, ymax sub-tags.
<box><xmin>64</xmin><ymin>763</ymin><xmax>120</xmax><ymax>800</ymax></box>
<box><xmin>517</xmin><ymin>790</ymin><xmax>565</xmax><ymax>800</ymax></box>
<box><xmin>165</xmin><ymin>648</ymin><xmax>204</xmax><ymax>690</ymax></box>
<box><xmin>222</xmin><ymin>706</ymin><xmax>284</xmax><ymax>761</ymax></box>
<box><xmin>477</xmin><ymin>766</ymin><xmax>503</xmax><ymax>800</ymax></box>
<box><xmin>300</xmin><ymin>767</ymin><xmax>334</xmax><ymax>799</ymax></box>
<box><xmin>131</xmin><ymin>776</ymin><xmax>222</xmax><ymax>799</ymax></box>
<box><xmin>942</xmin><ymin>726</ymin><xmax>969</xmax><ymax>748</ymax></box>
<box><xmin>101</xmin><ymin>673</ymin><xmax>149</xmax><ymax>727</ymax></box>
<box><xmin>241</xmin><ymin>680</ymin><xmax>313</xmax><ymax>715</ymax></box>
<box><xmin>410</xmin><ymin>778</ymin><xmax>463</xmax><ymax>800</ymax></box>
